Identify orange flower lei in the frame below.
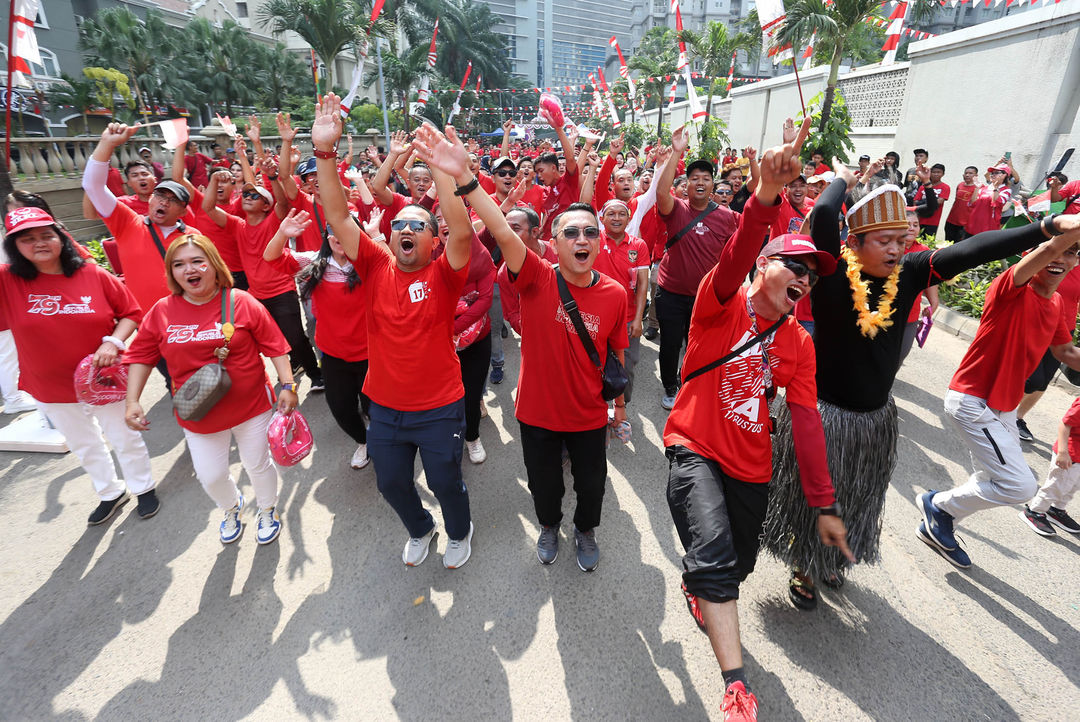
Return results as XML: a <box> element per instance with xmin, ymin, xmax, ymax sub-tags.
<box><xmin>841</xmin><ymin>246</ymin><xmax>901</xmax><ymax>339</ymax></box>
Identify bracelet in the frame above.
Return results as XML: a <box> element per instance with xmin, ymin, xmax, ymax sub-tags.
<box><xmin>1042</xmin><ymin>213</ymin><xmax>1063</xmax><ymax>238</ymax></box>
<box><xmin>313</xmin><ymin>147</ymin><xmax>337</xmax><ymax>160</ymax></box>
<box><xmin>266</xmin><ymin>174</ymin><xmax>279</xmax><ymax>181</ymax></box>
<box><xmin>614</xmin><ymin>403</ymin><xmax>626</xmax><ymax>408</ymax></box>
<box><xmin>102</xmin><ymin>335</ymin><xmax>126</xmax><ymax>351</ymax></box>
<box><xmin>280</xmin><ymin>382</ymin><xmax>297</xmax><ymax>392</ymax></box>
<box><xmin>370</xmin><ymin>234</ymin><xmax>386</xmax><ymax>242</ymax></box>
<box><xmin>454</xmin><ymin>177</ymin><xmax>480</xmax><ymax>196</ymax></box>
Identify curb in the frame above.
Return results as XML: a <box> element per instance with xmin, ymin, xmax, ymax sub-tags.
<box><xmin>932</xmin><ymin>305</ymin><xmax>1079</xmax><ymax>394</ymax></box>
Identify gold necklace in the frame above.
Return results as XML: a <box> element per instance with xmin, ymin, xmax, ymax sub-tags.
<box><xmin>840</xmin><ymin>246</ymin><xmax>901</xmax><ymax>339</ymax></box>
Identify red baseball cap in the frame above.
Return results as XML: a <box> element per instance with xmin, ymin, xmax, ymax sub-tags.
<box><xmin>760</xmin><ymin>234</ymin><xmax>837</xmax><ymax>276</ymax></box>
<box><xmin>4</xmin><ymin>207</ymin><xmax>57</xmax><ymax>236</ymax></box>
<box><xmin>988</xmin><ymin>164</ymin><xmax>1010</xmax><ymax>174</ymax></box>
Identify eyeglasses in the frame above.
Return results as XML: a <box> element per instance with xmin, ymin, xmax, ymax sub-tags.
<box><xmin>153</xmin><ymin>192</ymin><xmax>183</xmax><ymax>205</ymax></box>
<box><xmin>558</xmin><ymin>225</ymin><xmax>600</xmax><ymax>240</ymax></box>
<box><xmin>715</xmin><ymin>189</ymin><xmax>733</xmax><ymax>196</ymax></box>
<box><xmin>770</xmin><ymin>256</ymin><xmax>819</xmax><ymax>286</ymax></box>
<box><xmin>391</xmin><ymin>219</ymin><xmax>430</xmax><ymax>232</ymax></box>
<box><xmin>494</xmin><ymin>169</ymin><xmax>515</xmax><ymax>177</ymax></box>
<box><xmin>241</xmin><ymin>190</ymin><xmax>264</xmax><ymax>200</ymax></box>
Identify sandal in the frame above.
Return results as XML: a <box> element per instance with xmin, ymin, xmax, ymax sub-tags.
<box><xmin>822</xmin><ymin>572</ymin><xmax>845</xmax><ymax>589</ymax></box>
<box><xmin>788</xmin><ymin>571</ymin><xmax>817</xmax><ymax>611</ymax></box>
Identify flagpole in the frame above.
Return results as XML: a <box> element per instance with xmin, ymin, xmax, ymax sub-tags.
<box><xmin>375</xmin><ymin>38</ymin><xmax>391</xmax><ymax>147</ymax></box>
<box><xmin>790</xmin><ymin>54</ymin><xmax>807</xmax><ymax>118</ymax></box>
<box><xmin>5</xmin><ymin>0</ymin><xmax>16</xmax><ymax>167</ymax></box>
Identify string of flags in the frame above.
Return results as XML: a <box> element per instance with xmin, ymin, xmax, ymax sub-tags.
<box><xmin>425</xmin><ymin>72</ymin><xmax>766</xmax><ymax>97</ymax></box>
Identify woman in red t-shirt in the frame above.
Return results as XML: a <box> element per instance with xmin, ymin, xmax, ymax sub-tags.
<box><xmin>124</xmin><ymin>234</ymin><xmax>296</xmax><ymax>546</ymax></box>
<box><xmin>263</xmin><ymin>208</ymin><xmax>379</xmax><ymax>471</ymax></box>
<box><xmin>1</xmin><ymin>207</ymin><xmax>155</xmax><ymax>525</ymax></box>
<box><xmin>899</xmin><ymin>208</ymin><xmax>939</xmax><ymax>364</ymax></box>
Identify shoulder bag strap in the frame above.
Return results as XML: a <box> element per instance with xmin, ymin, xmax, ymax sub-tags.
<box><xmin>665</xmin><ymin>201</ymin><xmax>718</xmax><ymax>250</ymax></box>
<box><xmin>681</xmin><ymin>313</ymin><xmax>789</xmax><ymax>384</ymax></box>
<box><xmin>220</xmin><ymin>289</ymin><xmax>235</xmax><ymax>346</ymax></box>
<box><xmin>144</xmin><ymin>218</ymin><xmax>168</xmax><ymax>260</ymax></box>
<box><xmin>310</xmin><ymin>199</ymin><xmax>329</xmax><ymax>244</ymax></box>
<box><xmin>555</xmin><ymin>270</ymin><xmax>602</xmax><ymax>370</ymax></box>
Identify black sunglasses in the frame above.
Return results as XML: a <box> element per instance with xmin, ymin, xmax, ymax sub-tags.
<box><xmin>559</xmin><ymin>225</ymin><xmax>600</xmax><ymax>240</ymax></box>
<box><xmin>770</xmin><ymin>256</ymin><xmax>819</xmax><ymax>286</ymax></box>
<box><xmin>494</xmin><ymin>169</ymin><xmax>516</xmax><ymax>177</ymax></box>
<box><xmin>715</xmin><ymin>189</ymin><xmax>733</xmax><ymax>196</ymax></box>
<box><xmin>241</xmin><ymin>190</ymin><xmax>263</xmax><ymax>200</ymax></box>
<box><xmin>391</xmin><ymin>219</ymin><xmax>430</xmax><ymax>232</ymax></box>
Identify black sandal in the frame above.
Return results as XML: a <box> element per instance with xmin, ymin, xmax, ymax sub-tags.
<box><xmin>822</xmin><ymin>572</ymin><xmax>845</xmax><ymax>589</ymax></box>
<box><xmin>788</xmin><ymin>571</ymin><xmax>817</xmax><ymax>611</ymax></box>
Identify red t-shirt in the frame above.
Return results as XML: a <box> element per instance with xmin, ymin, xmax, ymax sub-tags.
<box><xmin>520</xmin><ymin>185</ymin><xmax>546</xmax><ymax>216</ymax></box>
<box><xmin>125</xmin><ymin>289</ymin><xmax>289</xmax><ymax>433</ymax></box>
<box><xmin>539</xmin><ymin>171</ymin><xmax>581</xmax><ymax>239</ymax></box>
<box><xmin>189</xmin><ymin>188</ymin><xmax>243</xmax><ymax>272</ymax></box>
<box><xmin>185</xmin><ymin>153</ymin><xmax>214</xmax><ymax>188</ymax></box>
<box><xmin>352</xmin><ymin>236</ymin><xmax>467</xmax><ymax>411</ymax></box>
<box><xmin>511</xmin><ymin>252</ymin><xmax>628</xmax><ymax>431</ymax></box>
<box><xmin>770</xmin><ymin>193</ymin><xmax>812</xmax><ymax>239</ymax></box>
<box><xmin>289</xmin><ymin>193</ymin><xmax>330</xmax><ymax>253</ymax></box>
<box><xmin>914</xmin><ymin>182</ymin><xmax>951</xmax><ymax>227</ymax></box>
<box><xmin>906</xmin><ymin>241</ymin><xmax>931</xmax><ymax>323</ymax></box>
<box><xmin>965</xmin><ymin>185</ymin><xmax>1011</xmax><ymax>235</ymax></box>
<box><xmin>117</xmin><ymin>194</ymin><xmax>149</xmax><ymax>216</ymax></box>
<box><xmin>223</xmin><ymin>213</ymin><xmax>296</xmax><ymax>300</ymax></box>
<box><xmin>1056</xmin><ymin>265</ymin><xmax>1080</xmax><ymax>323</ymax></box>
<box><xmin>478</xmin><ymin>172</ymin><xmax>496</xmax><ymax>194</ymax></box>
<box><xmin>946</xmin><ymin>182</ymin><xmax>978</xmax><ymax>227</ymax></box>
<box><xmin>950</xmin><ymin>266</ymin><xmax>1072</xmax><ymax>412</ymax></box>
<box><xmin>0</xmin><ymin>263</ymin><xmax>141</xmax><ymax>403</ymax></box>
<box><xmin>266</xmin><ymin>251</ymin><xmax>368</xmax><ymax>361</ymax></box>
<box><xmin>593</xmin><ymin>231</ymin><xmax>651</xmax><ymax>323</ymax></box>
<box><xmin>497</xmin><ymin>242</ymin><xmax>558</xmax><ymax>334</ymax></box>
<box><xmin>1058</xmin><ymin>180</ymin><xmax>1080</xmax><ymax>215</ymax></box>
<box><xmin>102</xmin><ymin>202</ymin><xmax>204</xmax><ymax>312</ymax></box>
<box><xmin>106</xmin><ymin>167</ymin><xmax>125</xmax><ymax>197</ymax></box>
<box><xmin>657</xmin><ymin>197</ymin><xmax>739</xmax><ymax>297</ymax></box>
<box><xmin>1054</xmin><ymin>397</ymin><xmax>1080</xmax><ymax>462</ymax></box>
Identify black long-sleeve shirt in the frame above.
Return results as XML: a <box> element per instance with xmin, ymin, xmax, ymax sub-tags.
<box><xmin>809</xmin><ymin>178</ymin><xmax>1050</xmax><ymax>411</ymax></box>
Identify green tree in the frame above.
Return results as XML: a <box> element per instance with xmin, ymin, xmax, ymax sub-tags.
<box><xmin>679</xmin><ymin>20</ymin><xmax>754</xmax><ymax>120</ymax></box>
<box><xmin>768</xmin><ymin>0</ymin><xmax>937</xmax><ymax>130</ymax></box>
<box><xmin>49</xmin><ymin>73</ymin><xmax>98</xmax><ymax>135</ymax></box>
<box><xmin>184</xmin><ymin>19</ymin><xmax>266</xmax><ymax>116</ymax></box>
<box><xmin>81</xmin><ymin>67</ymin><xmax>136</xmax><ymax>119</ymax></box>
<box><xmin>802</xmin><ymin>89</ymin><xmax>855</xmax><ymax>163</ymax></box>
<box><xmin>429</xmin><ymin>0</ymin><xmax>513</xmax><ymax>89</ymax></box>
<box><xmin>366</xmin><ymin>42</ymin><xmax>431</xmax><ymax>133</ymax></box>
<box><xmin>628</xmin><ymin>27</ymin><xmax>680</xmax><ymax>136</ymax></box>
<box><xmin>253</xmin><ymin>42</ymin><xmax>311</xmax><ymax>109</ymax></box>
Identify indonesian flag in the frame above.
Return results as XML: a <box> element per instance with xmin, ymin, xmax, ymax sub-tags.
<box><xmin>882</xmin><ymin>2</ymin><xmax>908</xmax><ymax>64</ymax></box>
<box><xmin>475</xmin><ymin>73</ymin><xmax>482</xmax><ymax>93</ymax></box>
<box><xmin>673</xmin><ymin>1</ymin><xmax>689</xmax><ymax>71</ymax></box>
<box><xmin>369</xmin><ymin>0</ymin><xmax>385</xmax><ymax>24</ymax></box>
<box><xmin>415</xmin><ymin>20</ymin><xmax>439</xmax><ymax>110</ymax></box>
<box><xmin>447</xmin><ymin>61</ymin><xmax>472</xmax><ymax>124</ymax></box>
<box><xmin>1027</xmin><ymin>190</ymin><xmax>1052</xmax><ymax>214</ymax></box>
<box><xmin>757</xmin><ymin>0</ymin><xmax>792</xmax><ymax>65</ymax></box>
<box><xmin>596</xmin><ymin>67</ymin><xmax>621</xmax><ymax>128</ymax></box>
<box><xmin>427</xmin><ymin>19</ymin><xmax>439</xmax><ymax>68</ymax></box>
<box><xmin>610</xmin><ymin>36</ymin><xmax>637</xmax><ymax>105</ymax></box>
<box><xmin>157</xmin><ymin>119</ymin><xmax>189</xmax><ymax>150</ymax></box>
<box><xmin>216</xmin><ymin>113</ymin><xmax>237</xmax><ymax>138</ymax></box>
<box><xmin>9</xmin><ymin>0</ymin><xmax>42</xmax><ymax>88</ymax></box>
<box><xmin>802</xmin><ymin>32</ymin><xmax>816</xmax><ymax>71</ymax></box>
<box><xmin>725</xmin><ymin>51</ymin><xmax>736</xmax><ymax>92</ymax></box>
<box><xmin>666</xmin><ymin>76</ymin><xmax>679</xmax><ymax>110</ymax></box>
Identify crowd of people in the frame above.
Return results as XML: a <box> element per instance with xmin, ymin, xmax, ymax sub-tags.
<box><xmin>2</xmin><ymin>96</ymin><xmax>1080</xmax><ymax>721</ymax></box>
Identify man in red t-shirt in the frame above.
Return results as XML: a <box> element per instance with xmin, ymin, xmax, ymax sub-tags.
<box><xmin>655</xmin><ymin>126</ymin><xmax>740</xmax><ymax>409</ymax></box>
<box><xmin>919</xmin><ymin>218</ymin><xmax>1080</xmax><ymax>569</ymax></box>
<box><xmin>117</xmin><ymin>160</ymin><xmax>158</xmax><ymax>215</ymax></box>
<box><xmin>370</xmin><ymin>131</ymin><xmax>436</xmax><ymax>240</ymax></box>
<box><xmin>314</xmin><ymin>98</ymin><xmax>475</xmax><ymax>570</ymax></box>
<box><xmin>534</xmin><ymin>121</ymin><xmax>580</xmax><ymax>240</ymax></box>
<box><xmin>913</xmin><ymin>163</ymin><xmax>950</xmax><ymax>238</ymax></box>
<box><xmin>496</xmin><ymin>207</ymin><xmax>559</xmax><ymax>334</ymax></box>
<box><xmin>664</xmin><ymin>123</ymin><xmax>850</xmax><ymax>710</ymax></box>
<box><xmin>183</xmin><ymin>141</ymin><xmax>214</xmax><ymax>188</ymax></box>
<box><xmin>944</xmin><ymin>165</ymin><xmax>979</xmax><ymax>242</ymax></box>
<box><xmin>770</xmin><ymin>176</ymin><xmax>812</xmax><ymax>239</ymax></box>
<box><xmin>1049</xmin><ymin>173</ymin><xmax>1080</xmax><ymax>215</ymax></box>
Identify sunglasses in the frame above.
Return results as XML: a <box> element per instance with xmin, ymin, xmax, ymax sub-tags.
<box><xmin>715</xmin><ymin>189</ymin><xmax>733</xmax><ymax>196</ymax></box>
<box><xmin>770</xmin><ymin>256</ymin><xmax>819</xmax><ymax>286</ymax></box>
<box><xmin>241</xmin><ymin>190</ymin><xmax>264</xmax><ymax>200</ymax></box>
<box><xmin>494</xmin><ymin>169</ymin><xmax>515</xmax><ymax>177</ymax></box>
<box><xmin>391</xmin><ymin>219</ymin><xmax>430</xmax><ymax>232</ymax></box>
<box><xmin>559</xmin><ymin>225</ymin><xmax>600</xmax><ymax>240</ymax></box>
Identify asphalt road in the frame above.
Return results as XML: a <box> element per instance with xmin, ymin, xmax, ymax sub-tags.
<box><xmin>0</xmin><ymin>323</ymin><xmax>1078</xmax><ymax>721</ymax></box>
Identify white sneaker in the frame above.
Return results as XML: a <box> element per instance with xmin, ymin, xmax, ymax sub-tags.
<box><xmin>2</xmin><ymin>393</ymin><xmax>36</xmax><ymax>414</ymax></box>
<box><xmin>350</xmin><ymin>443</ymin><xmax>369</xmax><ymax>469</ymax></box>
<box><xmin>220</xmin><ymin>494</ymin><xmax>244</xmax><ymax>544</ymax></box>
<box><xmin>443</xmin><ymin>522</ymin><xmax>474</xmax><ymax>569</ymax></box>
<box><xmin>403</xmin><ymin>527</ymin><xmax>438</xmax><ymax>566</ymax></box>
<box><xmin>465</xmin><ymin>438</ymin><xmax>487</xmax><ymax>464</ymax></box>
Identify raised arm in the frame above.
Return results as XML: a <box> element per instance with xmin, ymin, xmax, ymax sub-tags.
<box><xmin>656</xmin><ymin>126</ymin><xmax>689</xmax><ymax>217</ymax></box>
<box><xmin>201</xmin><ymin>173</ymin><xmax>228</xmax><ymax>228</ymax></box>
<box><xmin>371</xmin><ymin>131</ymin><xmax>408</xmax><ymax>205</ymax></box>
<box><xmin>500</xmin><ymin>119</ymin><xmax>512</xmax><ymax>158</ymax></box>
<box><xmin>744</xmin><ymin>146</ymin><xmax>760</xmax><ymax>193</ymax></box>
<box><xmin>275</xmin><ymin>112</ymin><xmax>301</xmax><ymax>201</ymax></box>
<box><xmin>554</xmin><ymin>123</ymin><xmax>578</xmax><ymax>176</ymax></box>
<box><xmin>264</xmin><ymin>208</ymin><xmax>312</xmax><ymax>261</ymax></box>
<box><xmin>412</xmin><ymin>125</ymin><xmax>474</xmax><ymax>272</ymax></box>
<box><xmin>82</xmin><ymin>122</ymin><xmax>137</xmax><ymax>218</ymax></box>
<box><xmin>234</xmin><ymin>137</ymin><xmax>257</xmax><ymax>186</ymax></box>
<box><xmin>910</xmin><ymin>165</ymin><xmax>938</xmax><ymax>218</ymax></box>
<box><xmin>245</xmin><ymin>115</ymin><xmax>265</xmax><ymax>165</ymax></box>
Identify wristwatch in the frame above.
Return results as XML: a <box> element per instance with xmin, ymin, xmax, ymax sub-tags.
<box><xmin>817</xmin><ymin>503</ymin><xmax>842</xmax><ymax>517</ymax></box>
<box><xmin>280</xmin><ymin>382</ymin><xmax>298</xmax><ymax>392</ymax></box>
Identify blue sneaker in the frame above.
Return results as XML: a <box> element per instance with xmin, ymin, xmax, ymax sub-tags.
<box><xmin>256</xmin><ymin>506</ymin><xmax>282</xmax><ymax>545</ymax></box>
<box><xmin>917</xmin><ymin>521</ymin><xmax>971</xmax><ymax>569</ymax></box>
<box><xmin>489</xmin><ymin>365</ymin><xmax>504</xmax><ymax>385</ymax></box>
<box><xmin>917</xmin><ymin>490</ymin><xmax>957</xmax><ymax>551</ymax></box>
<box><xmin>220</xmin><ymin>493</ymin><xmax>244</xmax><ymax>544</ymax></box>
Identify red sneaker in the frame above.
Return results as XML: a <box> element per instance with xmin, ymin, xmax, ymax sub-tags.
<box><xmin>721</xmin><ymin>681</ymin><xmax>758</xmax><ymax>722</ymax></box>
<box><xmin>681</xmin><ymin>582</ymin><xmax>707</xmax><ymax>633</ymax></box>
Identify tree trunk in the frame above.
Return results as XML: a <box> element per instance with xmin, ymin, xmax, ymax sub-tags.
<box><xmin>82</xmin><ymin>111</ymin><xmax>90</xmax><ymax>136</ymax></box>
<box><xmin>818</xmin><ymin>45</ymin><xmax>844</xmax><ymax>133</ymax></box>
<box><xmin>704</xmin><ymin>78</ymin><xmax>717</xmax><ymax>126</ymax></box>
<box><xmin>656</xmin><ymin>101</ymin><xmax>664</xmax><ymax>137</ymax></box>
<box><xmin>402</xmin><ymin>91</ymin><xmax>410</xmax><ymax>134</ymax></box>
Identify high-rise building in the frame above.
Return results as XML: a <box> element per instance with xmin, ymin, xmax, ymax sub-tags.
<box><xmin>475</xmin><ymin>0</ymin><xmax>630</xmax><ymax>89</ymax></box>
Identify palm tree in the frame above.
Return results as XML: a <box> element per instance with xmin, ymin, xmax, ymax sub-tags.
<box><xmin>365</xmin><ymin>42</ymin><xmax>431</xmax><ymax>133</ymax></box>
<box><xmin>49</xmin><ymin>74</ymin><xmax>97</xmax><ymax>135</ymax></box>
<box><xmin>771</xmin><ymin>0</ymin><xmax>937</xmax><ymax>131</ymax></box>
<box><xmin>431</xmin><ymin>0</ymin><xmax>513</xmax><ymax>90</ymax></box>
<box><xmin>628</xmin><ymin>27</ymin><xmax>679</xmax><ymax>136</ymax></box>
<box><xmin>254</xmin><ymin>42</ymin><xmax>311</xmax><ymax>109</ymax></box>
<box><xmin>679</xmin><ymin>20</ymin><xmax>755</xmax><ymax>123</ymax></box>
<box><xmin>183</xmin><ymin>19</ymin><xmax>265</xmax><ymax>116</ymax></box>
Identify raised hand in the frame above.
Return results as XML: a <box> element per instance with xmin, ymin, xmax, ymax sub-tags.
<box><xmin>366</xmin><ymin>145</ymin><xmax>380</xmax><ymax>163</ymax></box>
<box><xmin>388</xmin><ymin>130</ymin><xmax>409</xmax><ymax>156</ymax></box>
<box><xmin>246</xmin><ymin>115</ymin><xmax>261</xmax><ymax>143</ymax></box>
<box><xmin>467</xmin><ymin>137</ymin><xmax>480</xmax><ymax>154</ymax></box>
<box><xmin>915</xmin><ymin>163</ymin><xmax>931</xmax><ymax>185</ymax></box>
<box><xmin>757</xmin><ymin>116</ymin><xmax>812</xmax><ymax>197</ymax></box>
<box><xmin>233</xmin><ymin>137</ymin><xmax>248</xmax><ymax>155</ymax></box>
<box><xmin>743</xmin><ymin>146</ymin><xmax>757</xmax><ymax>162</ymax></box>
<box><xmin>587</xmin><ymin>150</ymin><xmax>601</xmax><ymax>167</ymax></box>
<box><xmin>260</xmin><ymin>156</ymin><xmax>279</xmax><ymax>178</ymax></box>
<box><xmin>279</xmin><ymin>208</ymin><xmax>312</xmax><ymax>237</ymax></box>
<box><xmin>832</xmin><ymin>157</ymin><xmax>859</xmax><ymax>190</ymax></box>
<box><xmin>867</xmin><ymin>157</ymin><xmax>885</xmax><ymax>177</ymax></box>
<box><xmin>411</xmin><ymin>124</ymin><xmax>469</xmax><ymax>180</ymax></box>
<box><xmin>671</xmin><ymin>125</ymin><xmax>690</xmax><ymax>154</ymax></box>
<box><xmin>566</xmin><ymin>125</ymin><xmax>580</xmax><ymax>147</ymax></box>
<box><xmin>100</xmin><ymin>122</ymin><xmax>138</xmax><ymax>148</ymax></box>
<box><xmin>502</xmin><ymin>119</ymin><xmax>514</xmax><ymax>134</ymax></box>
<box><xmin>311</xmin><ymin>93</ymin><xmax>343</xmax><ymax>151</ymax></box>
<box><xmin>364</xmin><ymin>206</ymin><xmax>385</xmax><ymax>238</ymax></box>
<box><xmin>609</xmin><ymin>135</ymin><xmax>625</xmax><ymax>155</ymax></box>
<box><xmin>654</xmin><ymin>145</ymin><xmax>673</xmax><ymax>168</ymax></box>
<box><xmin>275</xmin><ymin>112</ymin><xmax>297</xmax><ymax>143</ymax></box>
<box><xmin>506</xmin><ymin>178</ymin><xmax>527</xmax><ymax>205</ymax></box>
<box><xmin>782</xmin><ymin>118</ymin><xmax>798</xmax><ymax>144</ymax></box>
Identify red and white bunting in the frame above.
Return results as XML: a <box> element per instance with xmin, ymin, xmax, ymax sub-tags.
<box><xmin>882</xmin><ymin>1</ymin><xmax>908</xmax><ymax>64</ymax></box>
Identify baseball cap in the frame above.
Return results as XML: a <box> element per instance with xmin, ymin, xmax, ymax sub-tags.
<box><xmin>4</xmin><ymin>206</ymin><xmax>57</xmax><ymax>236</ymax></box>
<box><xmin>137</xmin><ymin>146</ymin><xmax>152</xmax><ymax>154</ymax></box>
<box><xmin>154</xmin><ymin>181</ymin><xmax>191</xmax><ymax>205</ymax></box>
<box><xmin>686</xmin><ymin>159</ymin><xmax>716</xmax><ymax>177</ymax></box>
<box><xmin>296</xmin><ymin>157</ymin><xmax>318</xmax><ymax>177</ymax></box>
<box><xmin>760</xmin><ymin>234</ymin><xmax>837</xmax><ymax>276</ymax></box>
<box><xmin>988</xmin><ymin>164</ymin><xmax>1010</xmax><ymax>174</ymax></box>
<box><xmin>492</xmin><ymin>156</ymin><xmax>517</xmax><ymax>172</ymax></box>
<box><xmin>859</xmin><ymin>154</ymin><xmax>871</xmax><ymax>161</ymax></box>
<box><xmin>226</xmin><ymin>147</ymin><xmax>236</xmax><ymax>154</ymax></box>
<box><xmin>242</xmin><ymin>182</ymin><xmax>273</xmax><ymax>204</ymax></box>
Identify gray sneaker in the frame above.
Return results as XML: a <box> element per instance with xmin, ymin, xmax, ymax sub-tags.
<box><xmin>574</xmin><ymin>525</ymin><xmax>599</xmax><ymax>572</ymax></box>
<box><xmin>537</xmin><ymin>525</ymin><xmax>559</xmax><ymax>564</ymax></box>
<box><xmin>443</xmin><ymin>522</ymin><xmax>474</xmax><ymax>569</ymax></box>
<box><xmin>403</xmin><ymin>527</ymin><xmax>438</xmax><ymax>567</ymax></box>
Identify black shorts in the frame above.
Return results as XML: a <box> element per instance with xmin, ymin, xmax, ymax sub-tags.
<box><xmin>666</xmin><ymin>445</ymin><xmax>770</xmax><ymax>603</ymax></box>
<box><xmin>1024</xmin><ymin>349</ymin><xmax>1060</xmax><ymax>394</ymax></box>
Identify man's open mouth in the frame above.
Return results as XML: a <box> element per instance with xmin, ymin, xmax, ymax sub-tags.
<box><xmin>400</xmin><ymin>239</ymin><xmax>415</xmax><ymax>252</ymax></box>
<box><xmin>786</xmin><ymin>285</ymin><xmax>805</xmax><ymax>303</ymax></box>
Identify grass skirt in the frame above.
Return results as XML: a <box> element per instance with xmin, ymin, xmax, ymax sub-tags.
<box><xmin>762</xmin><ymin>397</ymin><xmax>898</xmax><ymax>579</ymax></box>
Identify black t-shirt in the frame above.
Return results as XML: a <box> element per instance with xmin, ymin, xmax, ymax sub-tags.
<box><xmin>808</xmin><ymin>179</ymin><xmax>1048</xmax><ymax>411</ymax></box>
<box><xmin>730</xmin><ymin>186</ymin><xmax>751</xmax><ymax>213</ymax></box>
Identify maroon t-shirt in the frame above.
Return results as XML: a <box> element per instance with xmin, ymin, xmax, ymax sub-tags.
<box><xmin>657</xmin><ymin>197</ymin><xmax>739</xmax><ymax>297</ymax></box>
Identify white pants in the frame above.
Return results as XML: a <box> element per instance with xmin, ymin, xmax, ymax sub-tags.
<box><xmin>935</xmin><ymin>390</ymin><xmax>1038</xmax><ymax>520</ymax></box>
<box><xmin>37</xmin><ymin>400</ymin><xmax>155</xmax><ymax>501</ymax></box>
<box><xmin>1030</xmin><ymin>462</ymin><xmax>1080</xmax><ymax>513</ymax></box>
<box><xmin>0</xmin><ymin>330</ymin><xmax>33</xmax><ymax>407</ymax></box>
<box><xmin>182</xmin><ymin>410</ymin><xmax>279</xmax><ymax>510</ymax></box>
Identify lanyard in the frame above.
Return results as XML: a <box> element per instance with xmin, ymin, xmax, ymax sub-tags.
<box><xmin>745</xmin><ymin>294</ymin><xmax>778</xmax><ymax>400</ymax></box>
